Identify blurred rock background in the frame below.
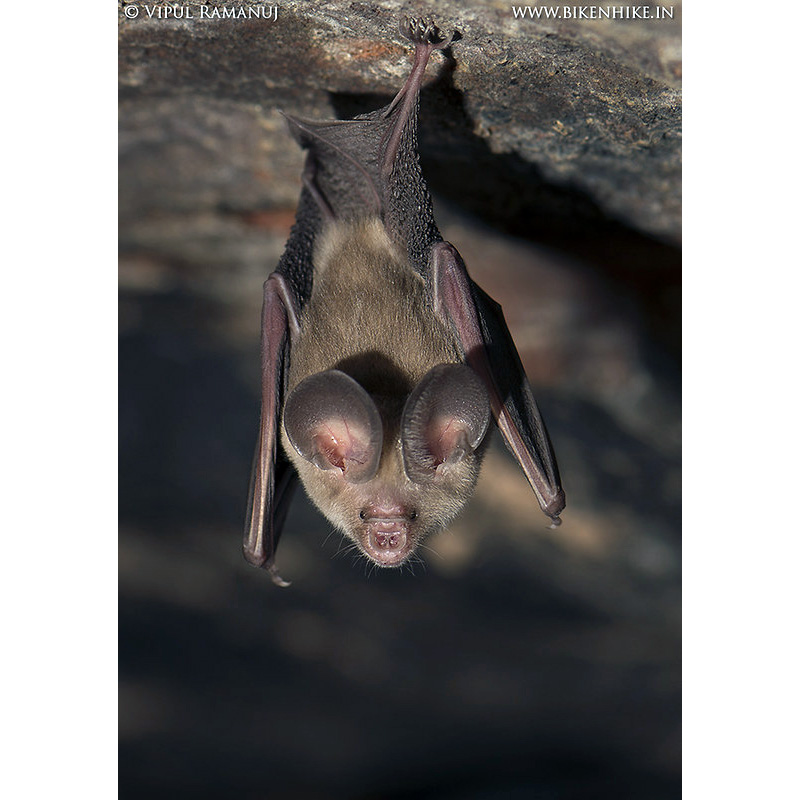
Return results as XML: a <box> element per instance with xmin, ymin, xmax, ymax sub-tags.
<box><xmin>119</xmin><ymin>1</ymin><xmax>681</xmax><ymax>797</ymax></box>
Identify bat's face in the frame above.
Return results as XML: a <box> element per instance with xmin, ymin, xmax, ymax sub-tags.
<box><xmin>290</xmin><ymin>442</ymin><xmax>485</xmax><ymax>567</ymax></box>
<box><xmin>282</xmin><ymin>364</ymin><xmax>490</xmax><ymax>568</ymax></box>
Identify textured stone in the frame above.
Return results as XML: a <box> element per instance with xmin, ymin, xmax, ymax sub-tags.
<box><xmin>119</xmin><ymin>0</ymin><xmax>681</xmax><ymax>241</ymax></box>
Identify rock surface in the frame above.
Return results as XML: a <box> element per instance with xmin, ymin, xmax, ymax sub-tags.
<box><xmin>119</xmin><ymin>0</ymin><xmax>681</xmax><ymax>241</ymax></box>
<box><xmin>119</xmin><ymin>3</ymin><xmax>681</xmax><ymax>798</ymax></box>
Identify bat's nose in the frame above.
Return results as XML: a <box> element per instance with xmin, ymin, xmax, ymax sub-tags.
<box><xmin>373</xmin><ymin>530</ymin><xmax>407</xmax><ymax>550</ymax></box>
<box><xmin>363</xmin><ymin>520</ymin><xmax>411</xmax><ymax>566</ymax></box>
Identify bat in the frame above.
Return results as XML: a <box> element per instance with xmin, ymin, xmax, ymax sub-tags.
<box><xmin>244</xmin><ymin>18</ymin><xmax>565</xmax><ymax>585</ymax></box>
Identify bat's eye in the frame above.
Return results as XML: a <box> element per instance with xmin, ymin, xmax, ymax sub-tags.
<box><xmin>409</xmin><ymin>511</ymin><xmax>418</xmax><ymax>520</ymax></box>
<box><xmin>359</xmin><ymin>510</ymin><xmax>366</xmax><ymax>520</ymax></box>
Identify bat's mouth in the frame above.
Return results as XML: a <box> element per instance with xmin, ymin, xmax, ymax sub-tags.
<box><xmin>361</xmin><ymin>519</ymin><xmax>413</xmax><ymax>566</ymax></box>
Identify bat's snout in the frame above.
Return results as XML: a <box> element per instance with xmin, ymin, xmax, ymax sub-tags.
<box><xmin>361</xmin><ymin>515</ymin><xmax>414</xmax><ymax>566</ymax></box>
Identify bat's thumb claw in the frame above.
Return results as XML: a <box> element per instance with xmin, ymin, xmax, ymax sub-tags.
<box><xmin>267</xmin><ymin>563</ymin><xmax>292</xmax><ymax>588</ymax></box>
<box><xmin>547</xmin><ymin>517</ymin><xmax>562</xmax><ymax>530</ymax></box>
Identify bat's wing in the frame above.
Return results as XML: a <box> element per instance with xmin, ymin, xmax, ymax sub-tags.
<box><xmin>243</xmin><ymin>274</ymin><xmax>301</xmax><ymax>586</ymax></box>
<box><xmin>281</xmin><ymin>18</ymin><xmax>452</xmax><ymax>273</ymax></box>
<box><xmin>431</xmin><ymin>242</ymin><xmax>566</xmax><ymax>524</ymax></box>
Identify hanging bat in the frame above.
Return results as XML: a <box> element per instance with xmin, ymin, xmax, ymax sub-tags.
<box><xmin>244</xmin><ymin>18</ymin><xmax>565</xmax><ymax>585</ymax></box>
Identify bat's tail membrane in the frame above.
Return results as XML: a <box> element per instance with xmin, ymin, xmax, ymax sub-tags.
<box><xmin>280</xmin><ymin>18</ymin><xmax>454</xmax><ymax>276</ymax></box>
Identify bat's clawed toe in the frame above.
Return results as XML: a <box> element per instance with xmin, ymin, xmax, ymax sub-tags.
<box><xmin>400</xmin><ymin>16</ymin><xmax>457</xmax><ymax>50</ymax></box>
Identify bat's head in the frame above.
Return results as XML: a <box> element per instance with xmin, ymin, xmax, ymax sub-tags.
<box><xmin>282</xmin><ymin>364</ymin><xmax>491</xmax><ymax>568</ymax></box>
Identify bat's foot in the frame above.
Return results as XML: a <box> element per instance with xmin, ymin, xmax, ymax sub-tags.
<box><xmin>267</xmin><ymin>562</ymin><xmax>292</xmax><ymax>588</ymax></box>
<box><xmin>400</xmin><ymin>17</ymin><xmax>457</xmax><ymax>50</ymax></box>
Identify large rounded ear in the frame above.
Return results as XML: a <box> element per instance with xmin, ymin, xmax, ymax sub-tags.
<box><xmin>401</xmin><ymin>364</ymin><xmax>491</xmax><ymax>484</ymax></box>
<box><xmin>283</xmin><ymin>370</ymin><xmax>383</xmax><ymax>484</ymax></box>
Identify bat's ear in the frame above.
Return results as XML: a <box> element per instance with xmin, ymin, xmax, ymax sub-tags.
<box><xmin>401</xmin><ymin>364</ymin><xmax>491</xmax><ymax>484</ymax></box>
<box><xmin>284</xmin><ymin>370</ymin><xmax>383</xmax><ymax>483</ymax></box>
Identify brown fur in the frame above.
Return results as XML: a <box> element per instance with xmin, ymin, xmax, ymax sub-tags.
<box><xmin>287</xmin><ymin>218</ymin><xmax>460</xmax><ymax>395</ymax></box>
<box><xmin>280</xmin><ymin>218</ymin><xmax>484</xmax><ymax>565</ymax></box>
